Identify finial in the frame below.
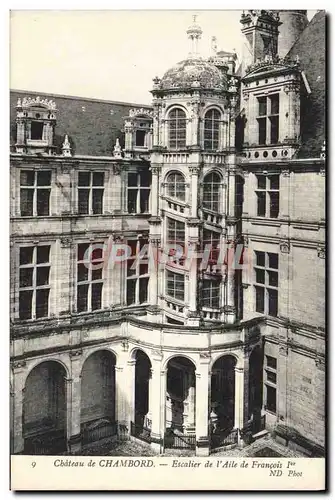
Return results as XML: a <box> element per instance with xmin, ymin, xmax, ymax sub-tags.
<box><xmin>16</xmin><ymin>98</ymin><xmax>22</xmax><ymax>108</ymax></box>
<box><xmin>211</xmin><ymin>36</ymin><xmax>217</xmax><ymax>55</ymax></box>
<box><xmin>62</xmin><ymin>134</ymin><xmax>72</xmax><ymax>157</ymax></box>
<box><xmin>186</xmin><ymin>14</ymin><xmax>202</xmax><ymax>58</ymax></box>
<box><xmin>113</xmin><ymin>138</ymin><xmax>122</xmax><ymax>158</ymax></box>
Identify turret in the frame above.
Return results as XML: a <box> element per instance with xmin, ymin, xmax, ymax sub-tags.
<box><xmin>278</xmin><ymin>10</ymin><xmax>309</xmax><ymax>58</ymax></box>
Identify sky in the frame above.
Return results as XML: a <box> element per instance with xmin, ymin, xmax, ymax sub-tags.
<box><xmin>10</xmin><ymin>10</ymin><xmax>317</xmax><ymax>105</ymax></box>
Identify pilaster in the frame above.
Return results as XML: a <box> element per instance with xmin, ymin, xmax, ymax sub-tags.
<box><xmin>195</xmin><ymin>356</ymin><xmax>211</xmax><ymax>456</ymax></box>
<box><xmin>11</xmin><ymin>361</ymin><xmax>27</xmax><ymax>454</ymax></box>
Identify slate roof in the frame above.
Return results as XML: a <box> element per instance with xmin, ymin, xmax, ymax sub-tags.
<box><xmin>287</xmin><ymin>10</ymin><xmax>326</xmax><ymax>159</ymax></box>
<box><xmin>10</xmin><ymin>89</ymin><xmax>152</xmax><ymax>156</ymax></box>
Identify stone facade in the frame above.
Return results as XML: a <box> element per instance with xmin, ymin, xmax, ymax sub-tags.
<box><xmin>10</xmin><ymin>10</ymin><xmax>325</xmax><ymax>457</ymax></box>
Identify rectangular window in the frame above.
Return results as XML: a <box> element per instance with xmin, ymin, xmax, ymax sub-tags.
<box><xmin>266</xmin><ymin>385</ymin><xmax>277</xmax><ymax>413</ymax></box>
<box><xmin>20</xmin><ymin>170</ymin><xmax>51</xmax><ymax>217</ymax></box>
<box><xmin>127</xmin><ymin>170</ymin><xmax>151</xmax><ymax>214</ymax></box>
<box><xmin>203</xmin><ymin>229</ymin><xmax>220</xmax><ymax>264</ymax></box>
<box><xmin>78</xmin><ymin>171</ymin><xmax>105</xmax><ymax>215</ymax></box>
<box><xmin>166</xmin><ymin>270</ymin><xmax>185</xmax><ymax>301</ymax></box>
<box><xmin>135</xmin><ymin>130</ymin><xmax>146</xmax><ymax>147</ymax></box>
<box><xmin>257</xmin><ymin>94</ymin><xmax>280</xmax><ymax>145</ymax></box>
<box><xmin>254</xmin><ymin>251</ymin><xmax>278</xmax><ymax>317</ymax></box>
<box><xmin>76</xmin><ymin>242</ymin><xmax>104</xmax><ymax>312</ymax></box>
<box><xmin>265</xmin><ymin>355</ymin><xmax>277</xmax><ymax>413</ymax></box>
<box><xmin>19</xmin><ymin>245</ymin><xmax>51</xmax><ymax>320</ymax></box>
<box><xmin>255</xmin><ymin>175</ymin><xmax>280</xmax><ymax>218</ymax></box>
<box><xmin>30</xmin><ymin>121</ymin><xmax>44</xmax><ymax>140</ymax></box>
<box><xmin>126</xmin><ymin>238</ymin><xmax>149</xmax><ymax>305</ymax></box>
<box><xmin>202</xmin><ymin>279</ymin><xmax>220</xmax><ymax>309</ymax></box>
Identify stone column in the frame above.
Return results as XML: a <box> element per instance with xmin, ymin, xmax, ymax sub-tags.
<box><xmin>277</xmin><ymin>344</ymin><xmax>288</xmax><ymax>423</ymax></box>
<box><xmin>149</xmin><ymin>356</ymin><xmax>164</xmax><ymax>453</ymax></box>
<box><xmin>150</xmin><ymin>165</ymin><xmax>159</xmax><ymax>217</ymax></box>
<box><xmin>160</xmin><ymin>369</ymin><xmax>167</xmax><ymax>450</ymax></box>
<box><xmin>279</xmin><ymin>169</ymin><xmax>290</xmax><ymax>220</ymax></box>
<box><xmin>234</xmin><ymin>356</ymin><xmax>249</xmax><ymax>446</ymax></box>
<box><xmin>185</xmin><ymin>375</ymin><xmax>196</xmax><ymax>430</ymax></box>
<box><xmin>115</xmin><ymin>350</ymin><xmax>135</xmax><ymax>435</ymax></box>
<box><xmin>11</xmin><ymin>362</ymin><xmax>26</xmax><ymax>454</ymax></box>
<box><xmin>66</xmin><ymin>351</ymin><xmax>82</xmax><ymax>454</ymax></box>
<box><xmin>189</xmin><ymin>165</ymin><xmax>200</xmax><ymax>218</ymax></box>
<box><xmin>195</xmin><ymin>356</ymin><xmax>211</xmax><ymax>456</ymax></box>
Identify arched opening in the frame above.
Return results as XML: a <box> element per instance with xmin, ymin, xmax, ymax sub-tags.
<box><xmin>134</xmin><ymin>350</ymin><xmax>152</xmax><ymax>429</ymax></box>
<box><xmin>165</xmin><ymin>356</ymin><xmax>196</xmax><ymax>449</ymax></box>
<box><xmin>166</xmin><ymin>171</ymin><xmax>186</xmax><ymax>201</ymax></box>
<box><xmin>248</xmin><ymin>345</ymin><xmax>264</xmax><ymax>433</ymax></box>
<box><xmin>23</xmin><ymin>361</ymin><xmax>66</xmax><ymax>454</ymax></box>
<box><xmin>204</xmin><ymin>109</ymin><xmax>221</xmax><ymax>150</ymax></box>
<box><xmin>210</xmin><ymin>355</ymin><xmax>237</xmax><ymax>447</ymax></box>
<box><xmin>203</xmin><ymin>172</ymin><xmax>221</xmax><ymax>212</ymax></box>
<box><xmin>80</xmin><ymin>350</ymin><xmax>116</xmax><ymax>444</ymax></box>
<box><xmin>168</xmin><ymin>108</ymin><xmax>186</xmax><ymax>149</ymax></box>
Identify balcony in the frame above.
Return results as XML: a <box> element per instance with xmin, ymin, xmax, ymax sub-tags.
<box><xmin>239</xmin><ymin>143</ymin><xmax>299</xmax><ymax>163</ymax></box>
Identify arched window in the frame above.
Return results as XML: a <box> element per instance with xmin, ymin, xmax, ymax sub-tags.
<box><xmin>168</xmin><ymin>108</ymin><xmax>186</xmax><ymax>149</ymax></box>
<box><xmin>203</xmin><ymin>172</ymin><xmax>221</xmax><ymax>212</ymax></box>
<box><xmin>166</xmin><ymin>172</ymin><xmax>186</xmax><ymax>201</ymax></box>
<box><xmin>204</xmin><ymin>109</ymin><xmax>220</xmax><ymax>150</ymax></box>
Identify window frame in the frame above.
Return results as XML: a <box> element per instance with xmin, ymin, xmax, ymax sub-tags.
<box><xmin>264</xmin><ymin>355</ymin><xmax>277</xmax><ymax>414</ymax></box>
<box><xmin>76</xmin><ymin>242</ymin><xmax>104</xmax><ymax>313</ymax></box>
<box><xmin>165</xmin><ymin>171</ymin><xmax>186</xmax><ymax>202</ymax></box>
<box><xmin>126</xmin><ymin>238</ymin><xmax>149</xmax><ymax>306</ymax></box>
<box><xmin>127</xmin><ymin>170</ymin><xmax>151</xmax><ymax>214</ymax></box>
<box><xmin>20</xmin><ymin>169</ymin><xmax>52</xmax><ymax>217</ymax></box>
<box><xmin>166</xmin><ymin>270</ymin><xmax>185</xmax><ymax>302</ymax></box>
<box><xmin>77</xmin><ymin>171</ymin><xmax>105</xmax><ymax>216</ymax></box>
<box><xmin>203</xmin><ymin>109</ymin><xmax>221</xmax><ymax>150</ymax></box>
<box><xmin>201</xmin><ymin>278</ymin><xmax>220</xmax><ymax>309</ymax></box>
<box><xmin>256</xmin><ymin>93</ymin><xmax>280</xmax><ymax>146</ymax></box>
<box><xmin>255</xmin><ymin>174</ymin><xmax>280</xmax><ymax>219</ymax></box>
<box><xmin>168</xmin><ymin>108</ymin><xmax>187</xmax><ymax>150</ymax></box>
<box><xmin>254</xmin><ymin>251</ymin><xmax>279</xmax><ymax>317</ymax></box>
<box><xmin>202</xmin><ymin>172</ymin><xmax>221</xmax><ymax>213</ymax></box>
<box><xmin>18</xmin><ymin>245</ymin><xmax>51</xmax><ymax>320</ymax></box>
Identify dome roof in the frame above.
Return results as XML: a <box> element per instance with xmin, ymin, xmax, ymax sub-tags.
<box><xmin>160</xmin><ymin>57</ymin><xmax>226</xmax><ymax>91</ymax></box>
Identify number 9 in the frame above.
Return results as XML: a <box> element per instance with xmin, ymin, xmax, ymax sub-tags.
<box><xmin>31</xmin><ymin>462</ymin><xmax>36</xmax><ymax>468</ymax></box>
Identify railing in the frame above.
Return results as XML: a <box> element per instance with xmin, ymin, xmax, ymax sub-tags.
<box><xmin>81</xmin><ymin>419</ymin><xmax>118</xmax><ymax>446</ymax></box>
<box><xmin>164</xmin><ymin>429</ymin><xmax>196</xmax><ymax>449</ymax></box>
<box><xmin>211</xmin><ymin>427</ymin><xmax>238</xmax><ymax>449</ymax></box>
<box><xmin>130</xmin><ymin>421</ymin><xmax>152</xmax><ymax>444</ymax></box>
<box><xmin>24</xmin><ymin>429</ymin><xmax>66</xmax><ymax>455</ymax></box>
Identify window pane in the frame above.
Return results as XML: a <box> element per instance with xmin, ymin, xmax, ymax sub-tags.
<box><xmin>257</xmin><ymin>191</ymin><xmax>266</xmax><ymax>216</ymax></box>
<box><xmin>270</xmin><ymin>94</ymin><xmax>279</xmax><ymax>115</ymax></box>
<box><xmin>266</xmin><ymin>385</ymin><xmax>276</xmax><ymax>413</ymax></box>
<box><xmin>269</xmin><ymin>192</ymin><xmax>279</xmax><ymax>218</ymax></box>
<box><xmin>140</xmin><ymin>169</ymin><xmax>151</xmax><ymax>187</ymax></box>
<box><xmin>255</xmin><ymin>268</ymin><xmax>265</xmax><ymax>284</ymax></box>
<box><xmin>136</xmin><ymin>130</ymin><xmax>146</xmax><ymax>147</ymax></box>
<box><xmin>257</xmin><ymin>175</ymin><xmax>266</xmax><ymax>190</ymax></box>
<box><xmin>77</xmin><ymin>263</ymin><xmax>89</xmax><ymax>282</ymax></box>
<box><xmin>127</xmin><ymin>258</ymin><xmax>136</xmax><ymax>276</ymax></box>
<box><xmin>91</xmin><ymin>267</ymin><xmax>102</xmax><ymax>281</ymax></box>
<box><xmin>92</xmin><ymin>189</ymin><xmax>103</xmax><ymax>214</ymax></box>
<box><xmin>78</xmin><ymin>189</ymin><xmax>89</xmax><ymax>214</ymax></box>
<box><xmin>19</xmin><ymin>267</ymin><xmax>33</xmax><ymax>288</ymax></box>
<box><xmin>36</xmin><ymin>189</ymin><xmax>50</xmax><ymax>216</ymax></box>
<box><xmin>35</xmin><ymin>289</ymin><xmax>49</xmax><ymax>318</ymax></box>
<box><xmin>20</xmin><ymin>189</ymin><xmax>34</xmax><ymax>216</ymax></box>
<box><xmin>37</xmin><ymin>171</ymin><xmax>51</xmax><ymax>186</ymax></box>
<box><xmin>92</xmin><ymin>172</ymin><xmax>104</xmax><ymax>186</ymax></box>
<box><xmin>126</xmin><ymin>280</ymin><xmax>136</xmax><ymax>305</ymax></box>
<box><xmin>140</xmin><ymin>189</ymin><xmax>150</xmax><ymax>213</ymax></box>
<box><xmin>36</xmin><ymin>266</ymin><xmax>50</xmax><ymax>286</ymax></box>
<box><xmin>270</xmin><ymin>175</ymin><xmax>279</xmax><ymax>190</ymax></box>
<box><xmin>268</xmin><ymin>288</ymin><xmax>278</xmax><ymax>317</ymax></box>
<box><xmin>91</xmin><ymin>282</ymin><xmax>103</xmax><ymax>310</ymax></box>
<box><xmin>270</xmin><ymin>116</ymin><xmax>279</xmax><ymax>144</ymax></box>
<box><xmin>268</xmin><ymin>253</ymin><xmax>278</xmax><ymax>269</ymax></box>
<box><xmin>266</xmin><ymin>356</ymin><xmax>277</xmax><ymax>369</ymax></box>
<box><xmin>77</xmin><ymin>284</ymin><xmax>88</xmax><ymax>312</ymax></box>
<box><xmin>258</xmin><ymin>117</ymin><xmax>266</xmax><ymax>145</ymax></box>
<box><xmin>19</xmin><ymin>290</ymin><xmax>33</xmax><ymax>319</ymax></box>
<box><xmin>31</xmin><ymin>121</ymin><xmax>44</xmax><ymax>140</ymax></box>
<box><xmin>255</xmin><ymin>251</ymin><xmax>265</xmax><ymax>267</ymax></box>
<box><xmin>20</xmin><ymin>247</ymin><xmax>34</xmax><ymax>265</ymax></box>
<box><xmin>37</xmin><ymin>246</ymin><xmax>50</xmax><ymax>264</ymax></box>
<box><xmin>128</xmin><ymin>173</ymin><xmax>138</xmax><ymax>187</ymax></box>
<box><xmin>20</xmin><ymin>170</ymin><xmax>35</xmax><ymax>186</ymax></box>
<box><xmin>268</xmin><ymin>270</ymin><xmax>278</xmax><ymax>287</ymax></box>
<box><xmin>127</xmin><ymin>189</ymin><xmax>137</xmax><ymax>213</ymax></box>
<box><xmin>258</xmin><ymin>96</ymin><xmax>267</xmax><ymax>116</ymax></box>
<box><xmin>78</xmin><ymin>171</ymin><xmax>90</xmax><ymax>186</ymax></box>
<box><xmin>255</xmin><ymin>286</ymin><xmax>264</xmax><ymax>313</ymax></box>
<box><xmin>91</xmin><ymin>245</ymin><xmax>103</xmax><ymax>261</ymax></box>
<box><xmin>267</xmin><ymin>371</ymin><xmax>277</xmax><ymax>384</ymax></box>
<box><xmin>139</xmin><ymin>277</ymin><xmax>149</xmax><ymax>303</ymax></box>
<box><xmin>78</xmin><ymin>243</ymin><xmax>90</xmax><ymax>261</ymax></box>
